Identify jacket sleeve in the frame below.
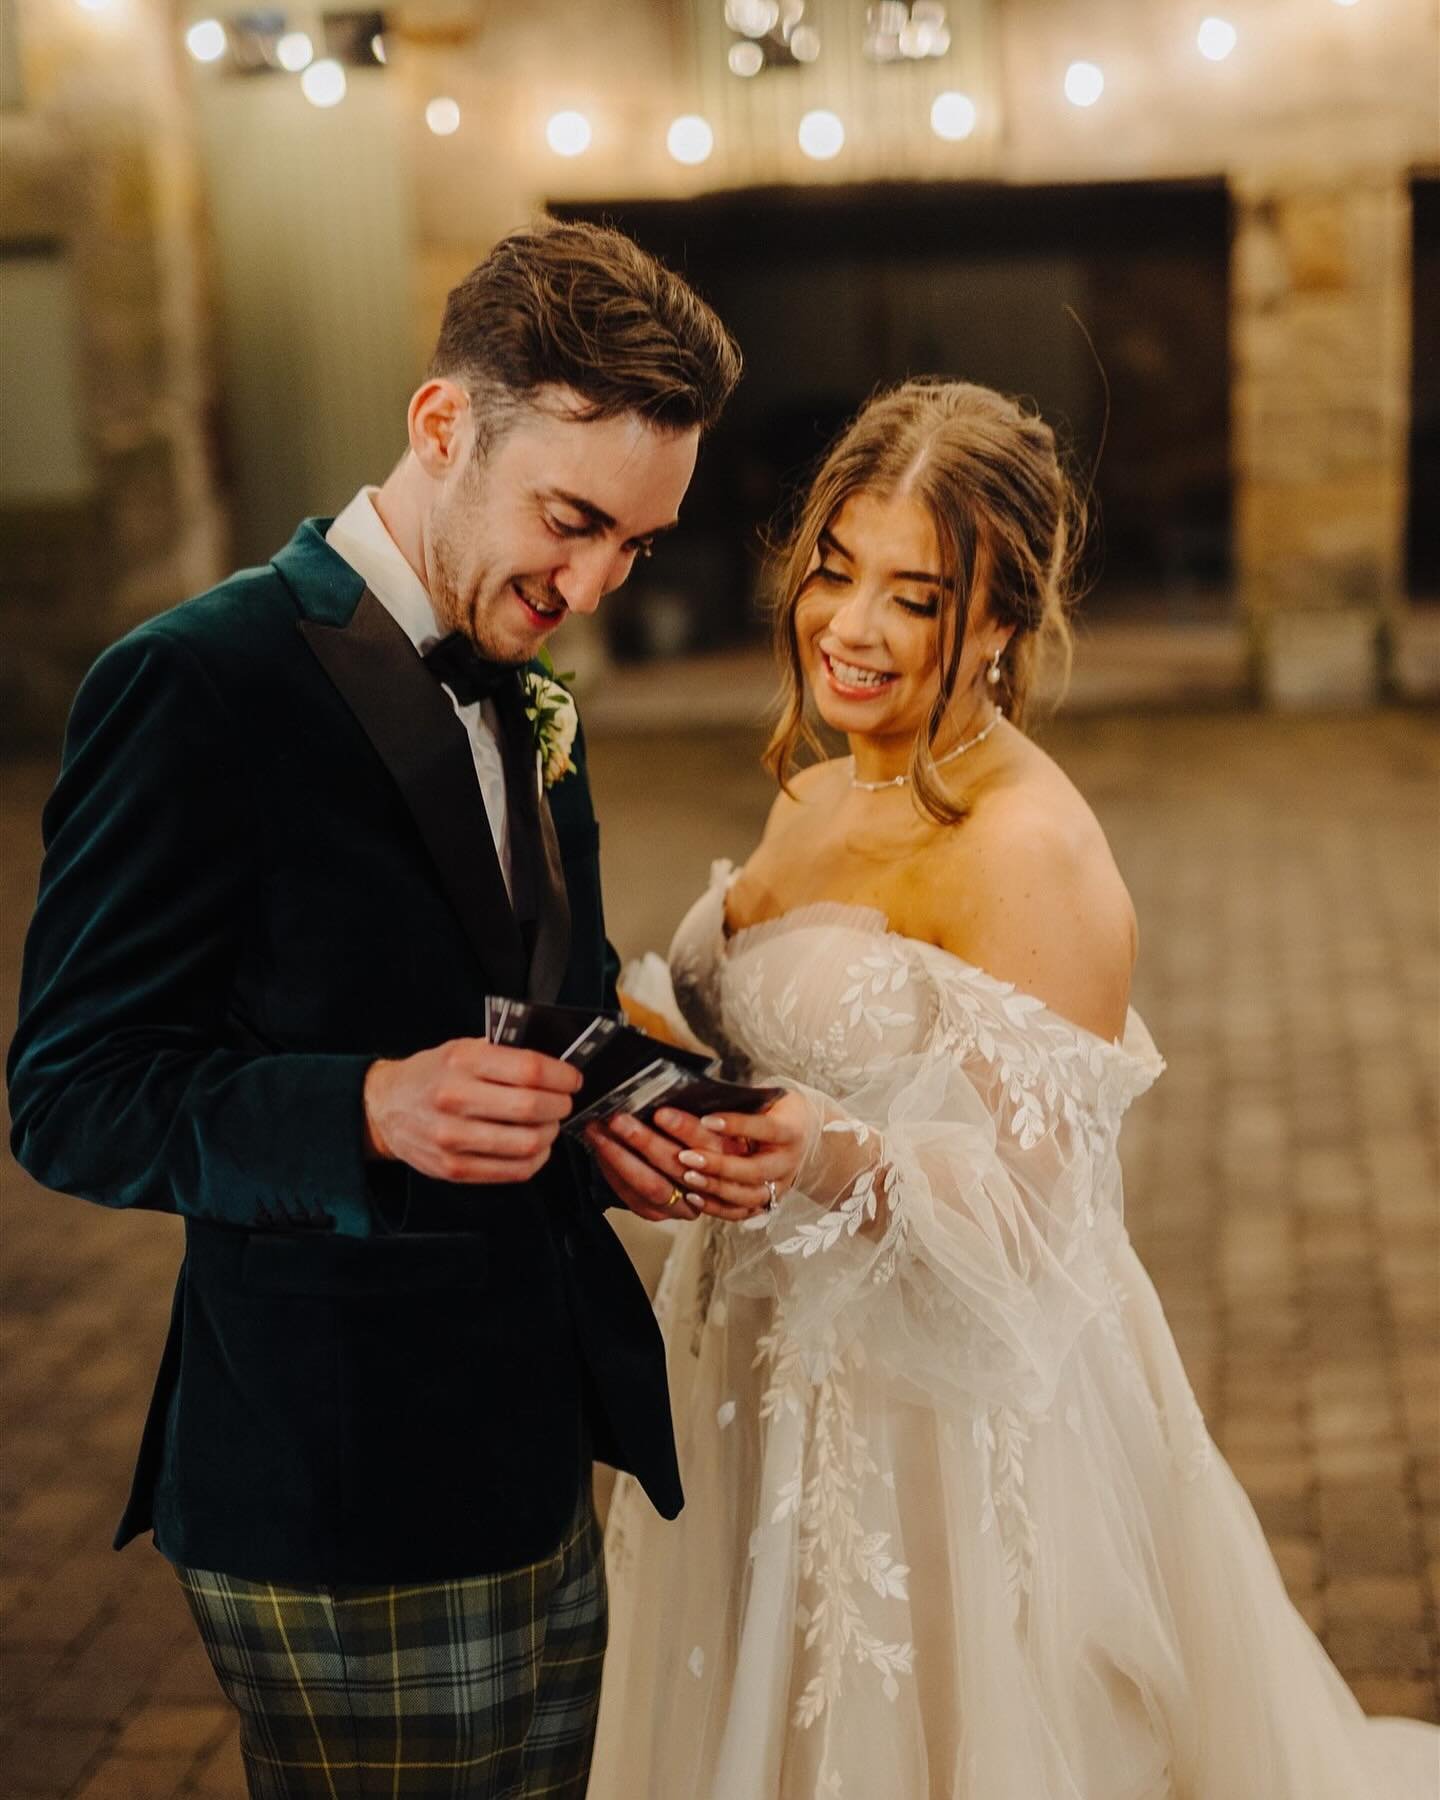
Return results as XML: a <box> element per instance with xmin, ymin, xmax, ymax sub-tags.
<box><xmin>7</xmin><ymin>626</ymin><xmax>379</xmax><ymax>1236</ymax></box>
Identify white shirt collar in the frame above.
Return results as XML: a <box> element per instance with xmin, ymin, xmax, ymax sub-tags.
<box><xmin>325</xmin><ymin>487</ymin><xmax>442</xmax><ymax>654</ymax></box>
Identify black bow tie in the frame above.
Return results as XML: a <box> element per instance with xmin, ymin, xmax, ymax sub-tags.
<box><xmin>422</xmin><ymin>634</ymin><xmax>521</xmax><ymax>707</ymax></box>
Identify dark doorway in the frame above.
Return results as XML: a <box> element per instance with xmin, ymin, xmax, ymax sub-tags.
<box><xmin>1410</xmin><ymin>174</ymin><xmax>1440</xmax><ymax>603</ymax></box>
<box><xmin>554</xmin><ymin>179</ymin><xmax>1233</xmax><ymax>660</ymax></box>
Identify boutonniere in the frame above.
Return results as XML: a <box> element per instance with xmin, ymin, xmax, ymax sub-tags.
<box><xmin>521</xmin><ymin>649</ymin><xmax>579</xmax><ymax>789</ymax></box>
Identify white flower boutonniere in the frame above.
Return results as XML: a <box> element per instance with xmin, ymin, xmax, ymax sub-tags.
<box><xmin>522</xmin><ymin>651</ymin><xmax>579</xmax><ymax>789</ymax></box>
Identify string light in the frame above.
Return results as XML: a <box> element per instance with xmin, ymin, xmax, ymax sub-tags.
<box><xmin>1064</xmin><ymin>61</ymin><xmax>1105</xmax><ymax>107</ymax></box>
<box><xmin>790</xmin><ymin>24</ymin><xmax>820</xmax><ymax>60</ymax></box>
<box><xmin>185</xmin><ymin>17</ymin><xmax>226</xmax><ymax>60</ymax></box>
<box><xmin>300</xmin><ymin>59</ymin><xmax>346</xmax><ymax>107</ymax></box>
<box><xmin>667</xmin><ymin>114</ymin><xmax>715</xmax><ymax>165</ymax></box>
<box><xmin>370</xmin><ymin>33</ymin><xmax>386</xmax><ymax>62</ymax></box>
<box><xmin>426</xmin><ymin>97</ymin><xmax>461</xmax><ymax>135</ymax></box>
<box><xmin>930</xmin><ymin>90</ymin><xmax>976</xmax><ymax>140</ymax></box>
<box><xmin>546</xmin><ymin>110</ymin><xmax>592</xmax><ymax>156</ymax></box>
<box><xmin>275</xmin><ymin>31</ymin><xmax>314</xmax><ymax>71</ymax></box>
<box><xmin>798</xmin><ymin>109</ymin><xmax>845</xmax><ymax>159</ymax></box>
<box><xmin>728</xmin><ymin>40</ymin><xmax>764</xmax><ymax>76</ymax></box>
<box><xmin>725</xmin><ymin>0</ymin><xmax>780</xmax><ymax>35</ymax></box>
<box><xmin>1196</xmin><ymin>16</ymin><xmax>1237</xmax><ymax>59</ymax></box>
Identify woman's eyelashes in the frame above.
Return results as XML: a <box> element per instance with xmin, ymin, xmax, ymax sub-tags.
<box><xmin>895</xmin><ymin>595</ymin><xmax>939</xmax><ymax>617</ymax></box>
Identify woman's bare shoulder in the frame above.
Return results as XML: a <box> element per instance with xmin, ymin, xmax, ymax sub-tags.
<box><xmin>915</xmin><ymin>757</ymin><xmax>1139</xmax><ymax>1040</ymax></box>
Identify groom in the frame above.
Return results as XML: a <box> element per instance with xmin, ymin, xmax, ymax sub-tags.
<box><xmin>8</xmin><ymin>220</ymin><xmax>742</xmax><ymax>1796</ymax></box>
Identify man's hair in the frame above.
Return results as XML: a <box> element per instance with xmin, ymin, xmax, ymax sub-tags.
<box><xmin>427</xmin><ymin>219</ymin><xmax>742</xmax><ymax>447</ymax></box>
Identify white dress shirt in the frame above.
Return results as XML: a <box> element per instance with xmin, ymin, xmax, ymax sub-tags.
<box><xmin>326</xmin><ymin>487</ymin><xmax>513</xmax><ymax>900</ymax></box>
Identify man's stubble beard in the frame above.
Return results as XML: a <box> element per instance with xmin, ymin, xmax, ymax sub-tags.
<box><xmin>427</xmin><ymin>469</ymin><xmax>517</xmax><ymax>664</ymax></box>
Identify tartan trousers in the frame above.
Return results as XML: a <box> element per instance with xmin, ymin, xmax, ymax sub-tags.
<box><xmin>175</xmin><ymin>1490</ymin><xmax>607</xmax><ymax>1799</ymax></box>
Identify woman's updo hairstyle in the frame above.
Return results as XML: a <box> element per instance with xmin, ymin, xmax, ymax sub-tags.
<box><xmin>764</xmin><ymin>378</ymin><xmax>1087</xmax><ymax>825</ymax></box>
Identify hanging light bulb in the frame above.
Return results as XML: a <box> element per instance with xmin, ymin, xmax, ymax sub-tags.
<box><xmin>728</xmin><ymin>39</ymin><xmax>764</xmax><ymax>76</ymax></box>
<box><xmin>426</xmin><ymin>97</ymin><xmax>461</xmax><ymax>135</ymax></box>
<box><xmin>276</xmin><ymin>30</ymin><xmax>314</xmax><ymax>71</ymax></box>
<box><xmin>667</xmin><ymin>115</ymin><xmax>715</xmax><ymax>165</ymax></box>
<box><xmin>725</xmin><ymin>0</ymin><xmax>780</xmax><ymax>36</ymax></box>
<box><xmin>301</xmin><ymin>59</ymin><xmax>347</xmax><ymax>107</ymax></box>
<box><xmin>1064</xmin><ymin>61</ymin><xmax>1104</xmax><ymax>106</ymax></box>
<box><xmin>789</xmin><ymin>23</ymin><xmax>820</xmax><ymax>59</ymax></box>
<box><xmin>546</xmin><ymin>110</ymin><xmax>592</xmax><ymax>156</ymax></box>
<box><xmin>1196</xmin><ymin>16</ymin><xmax>1237</xmax><ymax>59</ymax></box>
<box><xmin>370</xmin><ymin>33</ymin><xmax>387</xmax><ymax>62</ymax></box>
<box><xmin>930</xmin><ymin>90</ymin><xmax>976</xmax><ymax>140</ymax></box>
<box><xmin>185</xmin><ymin>17</ymin><xmax>227</xmax><ymax>59</ymax></box>
<box><xmin>798</xmin><ymin>109</ymin><xmax>844</xmax><ymax>160</ymax></box>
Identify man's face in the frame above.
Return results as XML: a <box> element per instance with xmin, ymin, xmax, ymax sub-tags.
<box><xmin>426</xmin><ymin>389</ymin><xmax>701</xmax><ymax>664</ymax></box>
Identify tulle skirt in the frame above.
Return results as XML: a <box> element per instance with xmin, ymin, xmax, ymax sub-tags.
<box><xmin>590</xmin><ymin>1222</ymin><xmax>1438</xmax><ymax>1800</ymax></box>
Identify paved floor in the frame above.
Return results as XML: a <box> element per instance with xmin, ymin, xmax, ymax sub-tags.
<box><xmin>1</xmin><ymin>710</ymin><xmax>1437</xmax><ymax>1797</ymax></box>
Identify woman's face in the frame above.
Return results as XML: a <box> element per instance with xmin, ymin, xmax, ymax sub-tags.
<box><xmin>796</xmin><ymin>489</ymin><xmax>1003</xmax><ymax>744</ymax></box>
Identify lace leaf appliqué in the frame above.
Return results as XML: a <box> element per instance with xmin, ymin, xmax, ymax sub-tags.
<box><xmin>755</xmin><ymin>1328</ymin><xmax>914</xmax><ymax>1730</ymax></box>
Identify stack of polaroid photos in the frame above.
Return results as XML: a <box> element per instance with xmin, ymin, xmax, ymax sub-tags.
<box><xmin>484</xmin><ymin>997</ymin><xmax>782</xmax><ymax>1133</ymax></box>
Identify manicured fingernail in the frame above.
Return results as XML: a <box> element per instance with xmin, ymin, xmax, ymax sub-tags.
<box><xmin>684</xmin><ymin>1171</ymin><xmax>708</xmax><ymax>1188</ymax></box>
<box><xmin>654</xmin><ymin>1109</ymin><xmax>680</xmax><ymax>1130</ymax></box>
<box><xmin>678</xmin><ymin>1150</ymin><xmax>705</xmax><ymax>1169</ymax></box>
<box><xmin>610</xmin><ymin>1114</ymin><xmax>634</xmax><ymax>1136</ymax></box>
<box><xmin>701</xmin><ymin>1115</ymin><xmax>727</xmax><ymax>1131</ymax></box>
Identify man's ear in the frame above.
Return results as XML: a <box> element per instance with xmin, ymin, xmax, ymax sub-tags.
<box><xmin>407</xmin><ymin>379</ymin><xmax>471</xmax><ymax>477</ymax></box>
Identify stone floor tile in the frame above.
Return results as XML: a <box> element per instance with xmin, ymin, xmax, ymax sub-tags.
<box><xmin>73</xmin><ymin>1754</ymin><xmax>191</xmax><ymax>1800</ymax></box>
<box><xmin>2</xmin><ymin>712</ymin><xmax>1436</xmax><ymax>1787</ymax></box>
<box><xmin>0</xmin><ymin>1723</ymin><xmax>110</xmax><ymax>1795</ymax></box>
<box><xmin>113</xmin><ymin>1705</ymin><xmax>232</xmax><ymax>1759</ymax></box>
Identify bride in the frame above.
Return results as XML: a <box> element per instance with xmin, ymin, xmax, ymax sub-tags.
<box><xmin>582</xmin><ymin>379</ymin><xmax>1438</xmax><ymax>1797</ymax></box>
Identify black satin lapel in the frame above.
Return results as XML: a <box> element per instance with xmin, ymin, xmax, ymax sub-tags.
<box><xmin>527</xmin><ymin>789</ymin><xmax>572</xmax><ymax>1002</ymax></box>
<box><xmin>298</xmin><ymin>590</ymin><xmax>527</xmax><ymax>996</ymax></box>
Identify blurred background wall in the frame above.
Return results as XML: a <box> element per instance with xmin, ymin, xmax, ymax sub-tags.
<box><xmin>1</xmin><ymin>0</ymin><xmax>1437</xmax><ymax>742</ymax></box>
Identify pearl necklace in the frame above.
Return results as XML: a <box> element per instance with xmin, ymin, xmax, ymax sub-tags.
<box><xmin>849</xmin><ymin>708</ymin><xmax>1004</xmax><ymax>791</ymax></box>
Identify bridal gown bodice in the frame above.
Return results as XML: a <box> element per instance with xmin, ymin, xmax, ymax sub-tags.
<box><xmin>590</xmin><ymin>861</ymin><xmax>1437</xmax><ymax>1800</ymax></box>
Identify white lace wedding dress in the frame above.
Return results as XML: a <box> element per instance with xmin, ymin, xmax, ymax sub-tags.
<box><xmin>590</xmin><ymin>860</ymin><xmax>1438</xmax><ymax>1800</ymax></box>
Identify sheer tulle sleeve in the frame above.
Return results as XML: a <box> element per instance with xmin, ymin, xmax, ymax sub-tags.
<box><xmin>724</xmin><ymin>949</ymin><xmax>1160</xmax><ymax>1418</ymax></box>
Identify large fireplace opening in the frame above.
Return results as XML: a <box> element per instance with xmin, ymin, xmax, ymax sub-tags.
<box><xmin>556</xmin><ymin>179</ymin><xmax>1232</xmax><ymax>662</ymax></box>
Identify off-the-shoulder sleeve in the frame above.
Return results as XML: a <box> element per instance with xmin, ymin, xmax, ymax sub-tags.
<box><xmin>724</xmin><ymin>953</ymin><xmax>1159</xmax><ymax>1418</ymax></box>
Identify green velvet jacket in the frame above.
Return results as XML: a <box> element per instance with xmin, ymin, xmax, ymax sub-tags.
<box><xmin>7</xmin><ymin>520</ymin><xmax>682</xmax><ymax>1584</ymax></box>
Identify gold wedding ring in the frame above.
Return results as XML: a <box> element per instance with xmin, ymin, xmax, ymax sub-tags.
<box><xmin>665</xmin><ymin>1187</ymin><xmax>685</xmax><ymax>1209</ymax></box>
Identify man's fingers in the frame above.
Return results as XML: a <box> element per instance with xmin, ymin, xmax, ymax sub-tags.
<box><xmin>435</xmin><ymin>1081</ymin><xmax>574</xmax><ymax>1125</ymax></box>
<box><xmin>449</xmin><ymin>1038</ymin><xmax>584</xmax><ymax>1094</ymax></box>
<box><xmin>431</xmin><ymin>1118</ymin><xmax>559</xmax><ymax>1161</ymax></box>
<box><xmin>601</xmin><ymin>1112</ymin><xmax>690</xmax><ymax>1179</ymax></box>
<box><xmin>585</xmin><ymin>1128</ymin><xmax>700</xmax><ymax>1221</ymax></box>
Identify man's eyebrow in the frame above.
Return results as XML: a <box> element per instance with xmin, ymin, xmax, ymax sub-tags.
<box><xmin>820</xmin><ymin>526</ymin><xmax>943</xmax><ymax>587</ymax></box>
<box><xmin>547</xmin><ymin>490</ymin><xmax>681</xmax><ymax>539</ymax></box>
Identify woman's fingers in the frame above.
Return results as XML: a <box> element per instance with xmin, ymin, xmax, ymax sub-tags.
<box><xmin>647</xmin><ymin>1109</ymin><xmax>736</xmax><ymax>1155</ymax></box>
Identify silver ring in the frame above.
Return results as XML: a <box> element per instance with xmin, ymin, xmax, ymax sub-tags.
<box><xmin>765</xmin><ymin>1179</ymin><xmax>779</xmax><ymax>1209</ymax></box>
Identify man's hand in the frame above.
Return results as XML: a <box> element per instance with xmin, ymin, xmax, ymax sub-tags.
<box><xmin>583</xmin><ymin>1107</ymin><xmax>785</xmax><ymax>1225</ymax></box>
<box><xmin>584</xmin><ymin>1110</ymin><xmax>721</xmax><ymax>1223</ymax></box>
<box><xmin>363</xmin><ymin>1039</ymin><xmax>582</xmax><ymax>1184</ymax></box>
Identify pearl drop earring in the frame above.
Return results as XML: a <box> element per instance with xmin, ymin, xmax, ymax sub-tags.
<box><xmin>986</xmin><ymin>648</ymin><xmax>1002</xmax><ymax>686</ymax></box>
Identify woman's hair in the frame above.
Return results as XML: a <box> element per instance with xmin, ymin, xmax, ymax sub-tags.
<box><xmin>764</xmin><ymin>378</ymin><xmax>1087</xmax><ymax>825</ymax></box>
<box><xmin>428</xmin><ymin>218</ymin><xmax>742</xmax><ymax>451</ymax></box>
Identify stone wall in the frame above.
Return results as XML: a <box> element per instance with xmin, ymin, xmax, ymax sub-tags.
<box><xmin>1</xmin><ymin>0</ymin><xmax>225</xmax><ymax>746</ymax></box>
<box><xmin>391</xmin><ymin>0</ymin><xmax>1438</xmax><ymax>705</ymax></box>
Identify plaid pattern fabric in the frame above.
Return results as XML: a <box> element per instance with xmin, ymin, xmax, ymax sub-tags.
<box><xmin>175</xmin><ymin>1490</ymin><xmax>606</xmax><ymax>1799</ymax></box>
